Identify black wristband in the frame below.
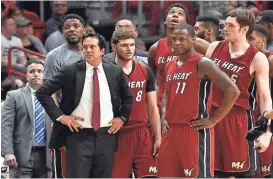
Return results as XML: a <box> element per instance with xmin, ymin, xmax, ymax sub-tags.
<box><xmin>257</xmin><ymin>111</ymin><xmax>269</xmax><ymax>126</ymax></box>
<box><xmin>119</xmin><ymin>116</ymin><xmax>127</xmax><ymax>123</ymax></box>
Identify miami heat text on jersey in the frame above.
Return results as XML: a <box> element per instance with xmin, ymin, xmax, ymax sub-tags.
<box><xmin>211</xmin><ymin>41</ymin><xmax>258</xmax><ymax>110</ymax></box>
<box><xmin>164</xmin><ymin>53</ymin><xmax>210</xmax><ymax>124</ymax></box>
<box><xmin>154</xmin><ymin>38</ymin><xmax>178</xmax><ymax>108</ymax></box>
<box><xmin>123</xmin><ymin>61</ymin><xmax>155</xmax><ymax>127</ymax></box>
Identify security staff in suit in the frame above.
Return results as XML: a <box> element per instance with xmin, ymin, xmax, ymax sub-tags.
<box><xmin>36</xmin><ymin>32</ymin><xmax>133</xmax><ymax>178</ymax></box>
<box><xmin>1</xmin><ymin>59</ymin><xmax>52</xmax><ymax>178</ymax></box>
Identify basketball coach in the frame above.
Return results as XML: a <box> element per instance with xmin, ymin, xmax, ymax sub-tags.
<box><xmin>36</xmin><ymin>33</ymin><xmax>133</xmax><ymax>178</ymax></box>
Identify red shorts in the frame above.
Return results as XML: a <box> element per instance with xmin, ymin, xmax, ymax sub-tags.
<box><xmin>157</xmin><ymin>124</ymin><xmax>214</xmax><ymax>178</ymax></box>
<box><xmin>112</xmin><ymin>124</ymin><xmax>157</xmax><ymax>178</ymax></box>
<box><xmin>259</xmin><ymin>140</ymin><xmax>273</xmax><ymax>177</ymax></box>
<box><xmin>211</xmin><ymin>107</ymin><xmax>259</xmax><ymax>176</ymax></box>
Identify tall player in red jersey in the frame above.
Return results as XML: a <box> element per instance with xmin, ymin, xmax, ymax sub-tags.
<box><xmin>110</xmin><ymin>28</ymin><xmax>161</xmax><ymax>178</ymax></box>
<box><xmin>157</xmin><ymin>24</ymin><xmax>239</xmax><ymax>178</ymax></box>
<box><xmin>248</xmin><ymin>24</ymin><xmax>273</xmax><ymax>178</ymax></box>
<box><xmin>206</xmin><ymin>8</ymin><xmax>273</xmax><ymax>178</ymax></box>
<box><xmin>148</xmin><ymin>3</ymin><xmax>210</xmax><ymax>135</ymax></box>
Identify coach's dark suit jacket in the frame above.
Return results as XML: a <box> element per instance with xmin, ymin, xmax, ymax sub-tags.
<box><xmin>36</xmin><ymin>60</ymin><xmax>133</xmax><ymax>149</ymax></box>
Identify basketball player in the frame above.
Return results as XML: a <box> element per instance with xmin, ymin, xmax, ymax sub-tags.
<box><xmin>148</xmin><ymin>3</ymin><xmax>210</xmax><ymax>135</ymax></box>
<box><xmin>248</xmin><ymin>24</ymin><xmax>273</xmax><ymax>178</ymax></box>
<box><xmin>194</xmin><ymin>15</ymin><xmax>220</xmax><ymax>43</ymax></box>
<box><xmin>110</xmin><ymin>28</ymin><xmax>161</xmax><ymax>178</ymax></box>
<box><xmin>248</xmin><ymin>24</ymin><xmax>273</xmax><ymax>78</ymax></box>
<box><xmin>157</xmin><ymin>24</ymin><xmax>239</xmax><ymax>178</ymax></box>
<box><xmin>206</xmin><ymin>8</ymin><xmax>272</xmax><ymax>178</ymax></box>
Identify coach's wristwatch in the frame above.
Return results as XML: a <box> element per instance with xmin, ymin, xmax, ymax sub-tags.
<box><xmin>119</xmin><ymin>116</ymin><xmax>127</xmax><ymax>123</ymax></box>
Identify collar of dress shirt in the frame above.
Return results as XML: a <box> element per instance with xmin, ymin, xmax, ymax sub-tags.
<box><xmin>28</xmin><ymin>84</ymin><xmax>36</xmax><ymax>94</ymax></box>
<box><xmin>86</xmin><ymin>61</ymin><xmax>103</xmax><ymax>73</ymax></box>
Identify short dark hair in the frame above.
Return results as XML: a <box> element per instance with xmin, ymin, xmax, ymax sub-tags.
<box><xmin>1</xmin><ymin>15</ymin><xmax>13</xmax><ymax>27</ymax></box>
<box><xmin>82</xmin><ymin>32</ymin><xmax>106</xmax><ymax>50</ymax></box>
<box><xmin>196</xmin><ymin>15</ymin><xmax>220</xmax><ymax>33</ymax></box>
<box><xmin>174</xmin><ymin>24</ymin><xmax>195</xmax><ymax>37</ymax></box>
<box><xmin>112</xmin><ymin>28</ymin><xmax>136</xmax><ymax>44</ymax></box>
<box><xmin>226</xmin><ymin>7</ymin><xmax>255</xmax><ymax>38</ymax></box>
<box><xmin>25</xmin><ymin>59</ymin><xmax>44</xmax><ymax>70</ymax></box>
<box><xmin>61</xmin><ymin>14</ymin><xmax>85</xmax><ymax>30</ymax></box>
<box><xmin>165</xmin><ymin>3</ymin><xmax>189</xmax><ymax>23</ymax></box>
<box><xmin>254</xmin><ymin>24</ymin><xmax>269</xmax><ymax>40</ymax></box>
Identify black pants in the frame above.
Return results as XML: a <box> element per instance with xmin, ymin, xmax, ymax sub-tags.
<box><xmin>66</xmin><ymin>127</ymin><xmax>117</xmax><ymax>178</ymax></box>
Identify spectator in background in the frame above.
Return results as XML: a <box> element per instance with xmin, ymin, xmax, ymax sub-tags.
<box><xmin>26</xmin><ymin>20</ymin><xmax>34</xmax><ymax>35</ymax></box>
<box><xmin>194</xmin><ymin>15</ymin><xmax>220</xmax><ymax>43</ymax></box>
<box><xmin>1</xmin><ymin>16</ymin><xmax>26</xmax><ymax>81</ymax></box>
<box><xmin>45</xmin><ymin>0</ymin><xmax>68</xmax><ymax>38</ymax></box>
<box><xmin>44</xmin><ymin>24</ymin><xmax>66</xmax><ymax>52</ymax></box>
<box><xmin>5</xmin><ymin>3</ymin><xmax>42</xmax><ymax>39</ymax></box>
<box><xmin>7</xmin><ymin>4</ymin><xmax>23</xmax><ymax>18</ymax></box>
<box><xmin>85</xmin><ymin>23</ymin><xmax>96</xmax><ymax>33</ymax></box>
<box><xmin>2</xmin><ymin>2</ymin><xmax>6</xmax><ymax>16</ymax></box>
<box><xmin>1</xmin><ymin>76</ymin><xmax>25</xmax><ymax>101</ymax></box>
<box><xmin>103</xmin><ymin>19</ymin><xmax>148</xmax><ymax>65</ymax></box>
<box><xmin>256</xmin><ymin>10</ymin><xmax>273</xmax><ymax>51</ymax></box>
<box><xmin>14</xmin><ymin>17</ymin><xmax>47</xmax><ymax>58</ymax></box>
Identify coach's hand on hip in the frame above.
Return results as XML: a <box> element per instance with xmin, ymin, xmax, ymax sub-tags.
<box><xmin>189</xmin><ymin>117</ymin><xmax>217</xmax><ymax>131</ymax></box>
<box><xmin>108</xmin><ymin>117</ymin><xmax>125</xmax><ymax>134</ymax></box>
<box><xmin>59</xmin><ymin>115</ymin><xmax>83</xmax><ymax>132</ymax></box>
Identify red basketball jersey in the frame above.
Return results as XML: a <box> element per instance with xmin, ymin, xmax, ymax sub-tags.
<box><xmin>154</xmin><ymin>38</ymin><xmax>178</xmax><ymax>108</ymax></box>
<box><xmin>123</xmin><ymin>61</ymin><xmax>155</xmax><ymax>127</ymax></box>
<box><xmin>164</xmin><ymin>53</ymin><xmax>211</xmax><ymax>124</ymax></box>
<box><xmin>210</xmin><ymin>41</ymin><xmax>258</xmax><ymax>110</ymax></box>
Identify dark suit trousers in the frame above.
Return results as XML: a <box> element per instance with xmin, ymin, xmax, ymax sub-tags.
<box><xmin>66</xmin><ymin>127</ymin><xmax>117</xmax><ymax>178</ymax></box>
<box><xmin>10</xmin><ymin>147</ymin><xmax>48</xmax><ymax>178</ymax></box>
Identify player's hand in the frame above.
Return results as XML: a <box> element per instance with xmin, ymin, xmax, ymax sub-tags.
<box><xmin>59</xmin><ymin>115</ymin><xmax>83</xmax><ymax>132</ymax></box>
<box><xmin>161</xmin><ymin>119</ymin><xmax>169</xmax><ymax>136</ymax></box>
<box><xmin>254</xmin><ymin>132</ymin><xmax>272</xmax><ymax>153</ymax></box>
<box><xmin>108</xmin><ymin>117</ymin><xmax>124</xmax><ymax>134</ymax></box>
<box><xmin>4</xmin><ymin>154</ymin><xmax>18</xmax><ymax>167</ymax></box>
<box><xmin>189</xmin><ymin>117</ymin><xmax>217</xmax><ymax>131</ymax></box>
<box><xmin>153</xmin><ymin>139</ymin><xmax>161</xmax><ymax>158</ymax></box>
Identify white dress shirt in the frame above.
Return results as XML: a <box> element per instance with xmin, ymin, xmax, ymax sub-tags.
<box><xmin>71</xmin><ymin>62</ymin><xmax>114</xmax><ymax>128</ymax></box>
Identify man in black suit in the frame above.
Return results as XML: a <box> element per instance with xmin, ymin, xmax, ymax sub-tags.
<box><xmin>36</xmin><ymin>32</ymin><xmax>133</xmax><ymax>178</ymax></box>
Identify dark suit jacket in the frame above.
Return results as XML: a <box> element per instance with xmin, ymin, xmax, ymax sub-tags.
<box><xmin>1</xmin><ymin>86</ymin><xmax>52</xmax><ymax>177</ymax></box>
<box><xmin>36</xmin><ymin>60</ymin><xmax>133</xmax><ymax>149</ymax></box>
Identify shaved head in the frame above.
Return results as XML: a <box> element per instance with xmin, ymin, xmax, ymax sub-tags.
<box><xmin>115</xmin><ymin>19</ymin><xmax>138</xmax><ymax>37</ymax></box>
